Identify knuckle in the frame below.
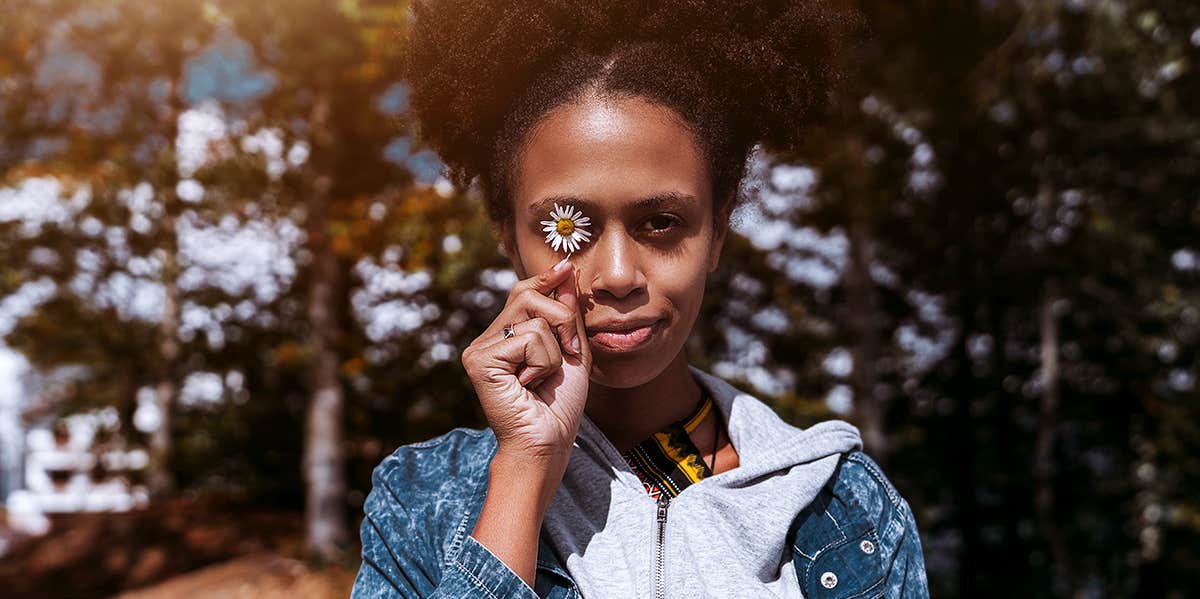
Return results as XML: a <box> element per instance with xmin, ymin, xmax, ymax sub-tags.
<box><xmin>545</xmin><ymin>302</ymin><xmax>569</xmax><ymax>322</ymax></box>
<box><xmin>519</xmin><ymin>285</ymin><xmax>542</xmax><ymax>300</ymax></box>
<box><xmin>509</xmin><ymin>288</ymin><xmax>533</xmax><ymax>307</ymax></box>
<box><xmin>555</xmin><ymin>313</ymin><xmax>575</xmax><ymax>332</ymax></box>
<box><xmin>504</xmin><ymin>284</ymin><xmax>527</xmax><ymax>303</ymax></box>
<box><xmin>530</xmin><ymin>316</ymin><xmax>552</xmax><ymax>333</ymax></box>
<box><xmin>549</xmin><ymin>298</ymin><xmax>574</xmax><ymax>320</ymax></box>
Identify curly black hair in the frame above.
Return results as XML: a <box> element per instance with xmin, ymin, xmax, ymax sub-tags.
<box><xmin>402</xmin><ymin>1</ymin><xmax>868</xmax><ymax>244</ymax></box>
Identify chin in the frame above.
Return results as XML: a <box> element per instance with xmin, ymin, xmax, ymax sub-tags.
<box><xmin>586</xmin><ymin>332</ymin><xmax>683</xmax><ymax>389</ymax></box>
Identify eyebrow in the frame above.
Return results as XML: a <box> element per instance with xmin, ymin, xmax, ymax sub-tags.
<box><xmin>526</xmin><ymin>191</ymin><xmax>697</xmax><ymax>219</ymax></box>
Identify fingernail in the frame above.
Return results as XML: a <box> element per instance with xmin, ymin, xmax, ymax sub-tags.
<box><xmin>571</xmin><ymin>337</ymin><xmax>581</xmax><ymax>354</ymax></box>
<box><xmin>553</xmin><ymin>257</ymin><xmax>570</xmax><ymax>272</ymax></box>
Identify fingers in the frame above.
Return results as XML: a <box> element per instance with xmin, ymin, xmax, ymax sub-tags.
<box><xmin>497</xmin><ymin>257</ymin><xmax>583</xmax><ymax>357</ymax></box>
<box><xmin>554</xmin><ymin>266</ymin><xmax>587</xmax><ymax>360</ymax></box>
<box><xmin>575</xmin><ymin>269</ymin><xmax>591</xmax><ymax>363</ymax></box>
<box><xmin>480</xmin><ymin>317</ymin><xmax>564</xmax><ymax>387</ymax></box>
<box><xmin>511</xmin><ymin>287</ymin><xmax>581</xmax><ymax>356</ymax></box>
<box><xmin>514</xmin><ymin>318</ymin><xmax>566</xmax><ymax>386</ymax></box>
<box><xmin>514</xmin><ymin>256</ymin><xmax>573</xmax><ymax>298</ymax></box>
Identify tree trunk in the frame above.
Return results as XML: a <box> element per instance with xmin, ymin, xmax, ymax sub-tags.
<box><xmin>148</xmin><ymin>242</ymin><xmax>179</xmax><ymax>499</ymax></box>
<box><xmin>147</xmin><ymin>67</ymin><xmax>186</xmax><ymax>500</ymax></box>
<box><xmin>302</xmin><ymin>89</ymin><xmax>349</xmax><ymax>558</ymax></box>
<box><xmin>1033</xmin><ymin>184</ymin><xmax>1075</xmax><ymax>595</ymax></box>
<box><xmin>1035</xmin><ymin>277</ymin><xmax>1075</xmax><ymax>595</ymax></box>
<box><xmin>304</xmin><ymin>229</ymin><xmax>349</xmax><ymax>561</ymax></box>
<box><xmin>845</xmin><ymin>207</ymin><xmax>887</xmax><ymax>463</ymax></box>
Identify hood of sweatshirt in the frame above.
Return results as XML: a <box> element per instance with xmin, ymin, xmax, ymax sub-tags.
<box><xmin>539</xmin><ymin>363</ymin><xmax>864</xmax><ymax>598</ymax></box>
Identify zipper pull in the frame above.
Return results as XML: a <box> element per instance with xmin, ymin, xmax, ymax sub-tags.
<box><xmin>657</xmin><ymin>494</ymin><xmax>670</xmax><ymax>521</ymax></box>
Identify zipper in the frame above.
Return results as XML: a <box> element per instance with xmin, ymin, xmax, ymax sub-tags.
<box><xmin>654</xmin><ymin>493</ymin><xmax>670</xmax><ymax>599</ymax></box>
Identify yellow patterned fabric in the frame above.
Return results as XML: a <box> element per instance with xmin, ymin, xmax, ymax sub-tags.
<box><xmin>620</xmin><ymin>389</ymin><xmax>718</xmax><ymax>499</ymax></box>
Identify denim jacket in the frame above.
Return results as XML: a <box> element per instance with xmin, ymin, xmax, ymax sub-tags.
<box><xmin>352</xmin><ymin>425</ymin><xmax>930</xmax><ymax>598</ymax></box>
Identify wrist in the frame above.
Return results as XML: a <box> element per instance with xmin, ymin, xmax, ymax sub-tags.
<box><xmin>493</xmin><ymin>442</ymin><xmax>571</xmax><ymax>472</ymax></box>
<box><xmin>490</xmin><ymin>445</ymin><xmax>570</xmax><ymax>511</ymax></box>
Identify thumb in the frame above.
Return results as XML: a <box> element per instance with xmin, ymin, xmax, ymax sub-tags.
<box><xmin>530</xmin><ymin>256</ymin><xmax>574</xmax><ymax>296</ymax></box>
<box><xmin>554</xmin><ymin>264</ymin><xmax>585</xmax><ymax>358</ymax></box>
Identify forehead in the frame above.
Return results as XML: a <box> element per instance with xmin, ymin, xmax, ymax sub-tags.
<box><xmin>513</xmin><ymin>95</ymin><xmax>710</xmax><ymax>216</ymax></box>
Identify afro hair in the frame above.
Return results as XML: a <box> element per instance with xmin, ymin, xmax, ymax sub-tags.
<box><xmin>402</xmin><ymin>0</ymin><xmax>869</xmax><ymax>236</ymax></box>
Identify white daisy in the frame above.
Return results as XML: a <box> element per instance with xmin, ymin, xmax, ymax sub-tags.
<box><xmin>540</xmin><ymin>202</ymin><xmax>593</xmax><ymax>255</ymax></box>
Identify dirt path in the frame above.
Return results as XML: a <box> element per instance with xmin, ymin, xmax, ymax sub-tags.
<box><xmin>115</xmin><ymin>553</ymin><xmax>355</xmax><ymax>599</ymax></box>
<box><xmin>0</xmin><ymin>498</ymin><xmax>359</xmax><ymax>598</ymax></box>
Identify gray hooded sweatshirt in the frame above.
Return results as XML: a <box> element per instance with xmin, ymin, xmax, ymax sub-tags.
<box><xmin>540</xmin><ymin>363</ymin><xmax>865</xmax><ymax>598</ymax></box>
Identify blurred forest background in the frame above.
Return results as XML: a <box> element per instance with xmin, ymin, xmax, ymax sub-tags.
<box><xmin>0</xmin><ymin>0</ymin><xmax>1197</xmax><ymax>597</ymax></box>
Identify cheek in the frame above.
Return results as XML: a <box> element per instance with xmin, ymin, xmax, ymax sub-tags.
<box><xmin>649</xmin><ymin>255</ymin><xmax>710</xmax><ymax>318</ymax></box>
<box><xmin>515</xmin><ymin>231</ymin><xmax>557</xmax><ymax>271</ymax></box>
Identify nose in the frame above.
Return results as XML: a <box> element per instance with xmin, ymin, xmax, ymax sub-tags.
<box><xmin>584</xmin><ymin>225</ymin><xmax>647</xmax><ymax>301</ymax></box>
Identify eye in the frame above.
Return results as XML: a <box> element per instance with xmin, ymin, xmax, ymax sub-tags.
<box><xmin>642</xmin><ymin>214</ymin><xmax>682</xmax><ymax>235</ymax></box>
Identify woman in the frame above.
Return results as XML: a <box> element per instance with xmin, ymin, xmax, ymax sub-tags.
<box><xmin>353</xmin><ymin>1</ymin><xmax>929</xmax><ymax>597</ymax></box>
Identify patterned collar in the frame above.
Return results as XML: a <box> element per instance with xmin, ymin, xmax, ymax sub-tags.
<box><xmin>619</xmin><ymin>387</ymin><xmax>720</xmax><ymax>499</ymax></box>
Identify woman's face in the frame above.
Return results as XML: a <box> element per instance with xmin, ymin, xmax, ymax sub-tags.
<box><xmin>505</xmin><ymin>93</ymin><xmax>726</xmax><ymax>388</ymax></box>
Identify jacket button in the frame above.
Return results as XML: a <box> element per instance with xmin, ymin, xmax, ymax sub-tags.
<box><xmin>820</xmin><ymin>571</ymin><xmax>838</xmax><ymax>588</ymax></box>
<box><xmin>860</xmin><ymin>539</ymin><xmax>875</xmax><ymax>554</ymax></box>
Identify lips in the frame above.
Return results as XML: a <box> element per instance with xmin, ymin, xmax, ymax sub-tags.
<box><xmin>587</xmin><ymin>318</ymin><xmax>664</xmax><ymax>352</ymax></box>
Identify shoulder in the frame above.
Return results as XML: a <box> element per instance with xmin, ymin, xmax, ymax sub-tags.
<box><xmin>831</xmin><ymin>450</ymin><xmax>912</xmax><ymax>526</ymax></box>
<box><xmin>827</xmin><ymin>449</ymin><xmax>921</xmax><ymax>559</ymax></box>
<box><xmin>791</xmin><ymin>449</ymin><xmax>927</xmax><ymax>597</ymax></box>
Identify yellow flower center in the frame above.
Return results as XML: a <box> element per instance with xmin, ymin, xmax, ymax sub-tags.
<box><xmin>556</xmin><ymin>218</ymin><xmax>575</xmax><ymax>235</ymax></box>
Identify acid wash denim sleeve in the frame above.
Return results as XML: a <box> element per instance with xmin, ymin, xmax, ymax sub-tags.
<box><xmin>846</xmin><ymin>451</ymin><xmax>930</xmax><ymax>598</ymax></box>
<box><xmin>791</xmin><ymin>449</ymin><xmax>931</xmax><ymax>598</ymax></box>
<box><xmin>351</xmin><ymin>427</ymin><xmax>544</xmax><ymax>599</ymax></box>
